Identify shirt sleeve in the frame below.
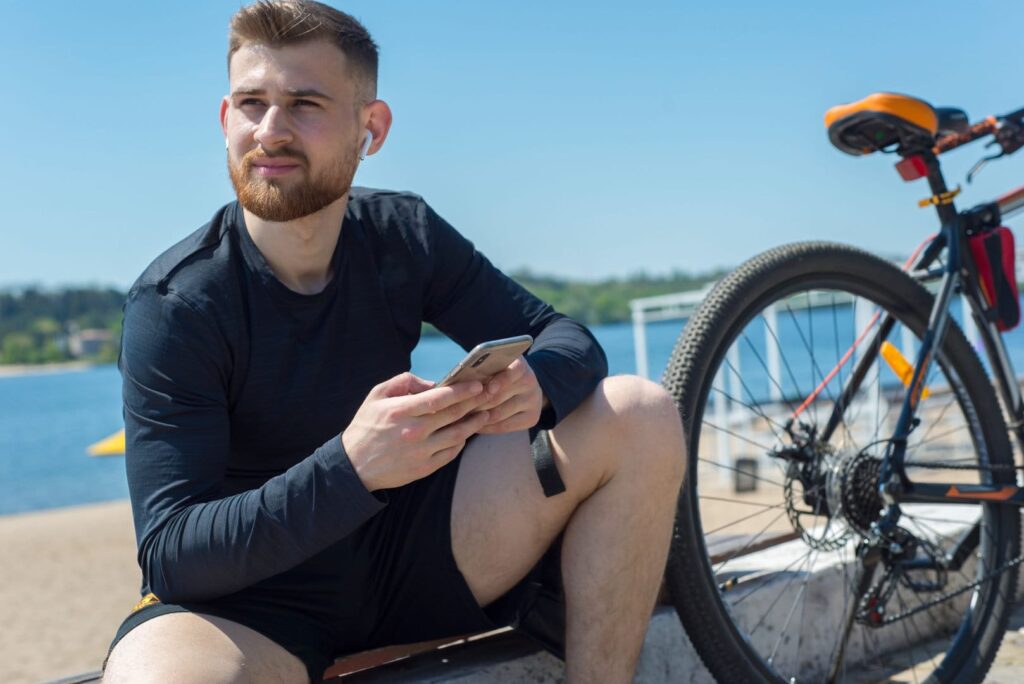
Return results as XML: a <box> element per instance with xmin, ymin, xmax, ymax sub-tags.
<box><xmin>421</xmin><ymin>203</ymin><xmax>608</xmax><ymax>428</ymax></box>
<box><xmin>121</xmin><ymin>284</ymin><xmax>386</xmax><ymax>603</ymax></box>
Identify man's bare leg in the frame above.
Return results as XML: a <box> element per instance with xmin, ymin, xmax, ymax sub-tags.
<box><xmin>102</xmin><ymin>612</ymin><xmax>309</xmax><ymax>684</ymax></box>
<box><xmin>452</xmin><ymin>375</ymin><xmax>685</xmax><ymax>683</ymax></box>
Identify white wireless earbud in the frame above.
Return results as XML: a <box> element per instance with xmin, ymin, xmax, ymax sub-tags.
<box><xmin>359</xmin><ymin>130</ymin><xmax>374</xmax><ymax>160</ymax></box>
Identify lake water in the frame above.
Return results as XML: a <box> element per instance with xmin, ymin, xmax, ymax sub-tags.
<box><xmin>5</xmin><ymin>306</ymin><xmax>1024</xmax><ymax>517</ymax></box>
<box><xmin>0</xmin><ymin>320</ymin><xmax>685</xmax><ymax>516</ymax></box>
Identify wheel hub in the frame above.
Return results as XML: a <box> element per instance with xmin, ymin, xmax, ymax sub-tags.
<box><xmin>782</xmin><ymin>443</ymin><xmax>886</xmax><ymax>550</ymax></box>
<box><xmin>784</xmin><ymin>455</ymin><xmax>851</xmax><ymax>551</ymax></box>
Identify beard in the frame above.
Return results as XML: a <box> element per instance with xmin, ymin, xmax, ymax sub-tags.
<box><xmin>228</xmin><ymin>143</ymin><xmax>358</xmax><ymax>222</ymax></box>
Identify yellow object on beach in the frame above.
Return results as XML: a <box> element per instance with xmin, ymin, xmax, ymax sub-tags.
<box><xmin>880</xmin><ymin>341</ymin><xmax>930</xmax><ymax>400</ymax></box>
<box><xmin>87</xmin><ymin>429</ymin><xmax>125</xmax><ymax>456</ymax></box>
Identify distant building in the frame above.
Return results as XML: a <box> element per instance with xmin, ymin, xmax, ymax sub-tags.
<box><xmin>68</xmin><ymin>329</ymin><xmax>113</xmax><ymax>358</ymax></box>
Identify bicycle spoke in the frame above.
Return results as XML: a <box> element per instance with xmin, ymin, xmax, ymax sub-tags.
<box><xmin>727</xmin><ymin>545</ymin><xmax>817</xmax><ymax>609</ymax></box>
<box><xmin>747</xmin><ymin>553</ymin><xmax>819</xmax><ymax>639</ymax></box>
<box><xmin>736</xmin><ymin>333</ymin><xmax>799</xmax><ymax>420</ymax></box>
<box><xmin>795</xmin><ymin>543</ymin><xmax>814</xmax><ymax>677</ymax></box>
<box><xmin>718</xmin><ymin>356</ymin><xmax>791</xmax><ymax>442</ymax></box>
<box><xmin>909</xmin><ymin>393</ymin><xmax>960</xmax><ymax>451</ymax></box>
<box><xmin>756</xmin><ymin>318</ymin><xmax>804</xmax><ymax>416</ymax></box>
<box><xmin>701</xmin><ymin>417</ymin><xmax>776</xmax><ymax>453</ymax></box>
<box><xmin>903</xmin><ymin>515</ymin><xmax>978</xmax><ymax>593</ymax></box>
<box><xmin>697</xmin><ymin>456</ymin><xmax>786</xmax><ymax>489</ymax></box>
<box><xmin>766</xmin><ymin>543</ymin><xmax>823</xmax><ymax>668</ymax></box>
<box><xmin>704</xmin><ymin>505</ymin><xmax>789</xmax><ymax>536</ymax></box>
<box><xmin>827</xmin><ymin>557</ymin><xmax>876</xmax><ymax>683</ymax></box>
<box><xmin>704</xmin><ymin>384</ymin><xmax>792</xmax><ymax>481</ymax></box>
<box><xmin>711</xmin><ymin>508</ymin><xmax>792</xmax><ymax>576</ymax></box>
<box><xmin>784</xmin><ymin>300</ymin><xmax>839</xmax><ymax>427</ymax></box>
<box><xmin>904</xmin><ymin>513</ymin><xmax>982</xmax><ymax>525</ymax></box>
<box><xmin>698</xmin><ymin>494</ymin><xmax>785</xmax><ymax>509</ymax></box>
<box><xmin>873</xmin><ymin>327</ymin><xmax>883</xmax><ymax>449</ymax></box>
<box><xmin>909</xmin><ymin>423</ymin><xmax>971</xmax><ymax>454</ymax></box>
<box><xmin>894</xmin><ymin>588</ymin><xmax>932</xmax><ymax>682</ymax></box>
<box><xmin>829</xmin><ymin>541</ymin><xmax>856</xmax><ymax>681</ymax></box>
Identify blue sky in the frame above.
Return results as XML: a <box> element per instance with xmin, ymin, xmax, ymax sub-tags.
<box><xmin>3</xmin><ymin>1</ymin><xmax>1023</xmax><ymax>288</ymax></box>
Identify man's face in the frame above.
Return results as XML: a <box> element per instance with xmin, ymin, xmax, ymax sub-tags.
<box><xmin>221</xmin><ymin>40</ymin><xmax>364</xmax><ymax>222</ymax></box>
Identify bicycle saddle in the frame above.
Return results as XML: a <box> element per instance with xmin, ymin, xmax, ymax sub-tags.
<box><xmin>825</xmin><ymin>93</ymin><xmax>938</xmax><ymax>156</ymax></box>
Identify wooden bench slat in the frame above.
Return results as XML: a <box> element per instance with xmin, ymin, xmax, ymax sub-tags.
<box><xmin>321</xmin><ymin>630</ymin><xmax>504</xmax><ymax>680</ymax></box>
<box><xmin>330</xmin><ymin>630</ymin><xmax>544</xmax><ymax>682</ymax></box>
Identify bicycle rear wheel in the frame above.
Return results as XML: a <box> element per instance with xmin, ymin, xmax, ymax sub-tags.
<box><xmin>663</xmin><ymin>242</ymin><xmax>1020</xmax><ymax>683</ymax></box>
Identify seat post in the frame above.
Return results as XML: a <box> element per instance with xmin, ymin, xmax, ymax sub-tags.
<box><xmin>921</xmin><ymin>150</ymin><xmax>960</xmax><ymax>224</ymax></box>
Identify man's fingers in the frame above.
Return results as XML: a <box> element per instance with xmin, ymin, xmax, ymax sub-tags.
<box><xmin>484</xmin><ymin>357</ymin><xmax>528</xmax><ymax>396</ymax></box>
<box><xmin>427</xmin><ymin>409</ymin><xmax>489</xmax><ymax>452</ymax></box>
<box><xmin>418</xmin><ymin>392</ymin><xmax>490</xmax><ymax>434</ymax></box>
<box><xmin>428</xmin><ymin>443</ymin><xmax>464</xmax><ymax>468</ymax></box>
<box><xmin>476</xmin><ymin>411</ymin><xmax>533</xmax><ymax>435</ymax></box>
<box><xmin>479</xmin><ymin>372</ymin><xmax>537</xmax><ymax>412</ymax></box>
<box><xmin>478</xmin><ymin>394</ymin><xmax>526</xmax><ymax>424</ymax></box>
<box><xmin>399</xmin><ymin>380</ymin><xmax>484</xmax><ymax>417</ymax></box>
<box><xmin>378</xmin><ymin>372</ymin><xmax>434</xmax><ymax>398</ymax></box>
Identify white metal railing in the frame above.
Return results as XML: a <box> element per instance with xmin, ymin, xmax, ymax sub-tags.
<box><xmin>628</xmin><ymin>250</ymin><xmax>1024</xmax><ymax>482</ymax></box>
<box><xmin>629</xmin><ymin>285</ymin><xmax>714</xmax><ymax>378</ymax></box>
<box><xmin>629</xmin><ymin>247</ymin><xmax>1024</xmax><ymax>379</ymax></box>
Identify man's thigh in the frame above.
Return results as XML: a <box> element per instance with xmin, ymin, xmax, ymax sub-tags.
<box><xmin>452</xmin><ymin>386</ymin><xmax>620</xmax><ymax>607</ymax></box>
<box><xmin>102</xmin><ymin>612</ymin><xmax>309</xmax><ymax>684</ymax></box>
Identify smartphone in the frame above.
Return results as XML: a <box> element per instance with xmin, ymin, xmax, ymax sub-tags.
<box><xmin>438</xmin><ymin>335</ymin><xmax>534</xmax><ymax>387</ymax></box>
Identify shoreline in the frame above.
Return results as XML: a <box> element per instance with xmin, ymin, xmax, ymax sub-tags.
<box><xmin>0</xmin><ymin>360</ymin><xmax>103</xmax><ymax>378</ymax></box>
<box><xmin>0</xmin><ymin>496</ymin><xmax>131</xmax><ymax>521</ymax></box>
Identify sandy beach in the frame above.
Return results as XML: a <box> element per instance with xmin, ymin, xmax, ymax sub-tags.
<box><xmin>0</xmin><ymin>362</ymin><xmax>98</xmax><ymax>378</ymax></box>
<box><xmin>0</xmin><ymin>500</ymin><xmax>140</xmax><ymax>684</ymax></box>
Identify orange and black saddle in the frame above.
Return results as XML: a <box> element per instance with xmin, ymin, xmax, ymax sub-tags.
<box><xmin>825</xmin><ymin>93</ymin><xmax>968</xmax><ymax>155</ymax></box>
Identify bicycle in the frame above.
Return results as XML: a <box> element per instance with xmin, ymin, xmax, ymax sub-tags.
<box><xmin>661</xmin><ymin>93</ymin><xmax>1024</xmax><ymax>683</ymax></box>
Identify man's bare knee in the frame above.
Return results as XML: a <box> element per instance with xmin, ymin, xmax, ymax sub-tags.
<box><xmin>605</xmin><ymin>375</ymin><xmax>686</xmax><ymax>482</ymax></box>
<box><xmin>102</xmin><ymin>612</ymin><xmax>308</xmax><ymax>684</ymax></box>
<box><xmin>557</xmin><ymin>375</ymin><xmax>684</xmax><ymax>486</ymax></box>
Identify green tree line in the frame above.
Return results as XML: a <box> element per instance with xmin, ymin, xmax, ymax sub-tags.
<box><xmin>2</xmin><ymin>270</ymin><xmax>724</xmax><ymax>364</ymax></box>
<box><xmin>510</xmin><ymin>268</ymin><xmax>723</xmax><ymax>325</ymax></box>
<box><xmin>0</xmin><ymin>288</ymin><xmax>123</xmax><ymax>365</ymax></box>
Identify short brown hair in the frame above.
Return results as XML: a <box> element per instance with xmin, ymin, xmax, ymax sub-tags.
<box><xmin>228</xmin><ymin>0</ymin><xmax>378</xmax><ymax>103</ymax></box>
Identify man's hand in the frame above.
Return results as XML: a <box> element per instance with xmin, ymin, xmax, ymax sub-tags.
<box><xmin>475</xmin><ymin>356</ymin><xmax>546</xmax><ymax>435</ymax></box>
<box><xmin>343</xmin><ymin>372</ymin><xmax>491</xmax><ymax>492</ymax></box>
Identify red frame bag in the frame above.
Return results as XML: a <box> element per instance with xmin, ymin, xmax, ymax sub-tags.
<box><xmin>968</xmin><ymin>226</ymin><xmax>1020</xmax><ymax>331</ymax></box>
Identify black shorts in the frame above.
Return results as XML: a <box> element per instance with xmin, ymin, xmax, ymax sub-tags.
<box><xmin>105</xmin><ymin>432</ymin><xmax>565</xmax><ymax>683</ymax></box>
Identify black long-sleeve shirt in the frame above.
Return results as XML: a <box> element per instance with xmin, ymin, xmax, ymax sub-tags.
<box><xmin>121</xmin><ymin>188</ymin><xmax>607</xmax><ymax>604</ymax></box>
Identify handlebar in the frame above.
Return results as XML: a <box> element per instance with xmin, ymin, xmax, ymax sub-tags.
<box><xmin>933</xmin><ymin>106</ymin><xmax>1024</xmax><ymax>156</ymax></box>
<box><xmin>933</xmin><ymin>117</ymin><xmax>998</xmax><ymax>154</ymax></box>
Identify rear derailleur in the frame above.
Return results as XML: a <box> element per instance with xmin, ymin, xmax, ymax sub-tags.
<box><xmin>855</xmin><ymin>527</ymin><xmax>953</xmax><ymax>627</ymax></box>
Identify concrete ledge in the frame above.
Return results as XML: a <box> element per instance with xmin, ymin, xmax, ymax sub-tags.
<box><xmin>47</xmin><ymin>511</ymin><xmax>1024</xmax><ymax>683</ymax></box>
<box><xmin>331</xmin><ymin>607</ymin><xmax>707</xmax><ymax>683</ymax></box>
<box><xmin>334</xmin><ymin>507</ymin><xmax>1024</xmax><ymax>682</ymax></box>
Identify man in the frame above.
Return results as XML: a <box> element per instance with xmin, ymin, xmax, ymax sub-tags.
<box><xmin>102</xmin><ymin>1</ymin><xmax>684</xmax><ymax>682</ymax></box>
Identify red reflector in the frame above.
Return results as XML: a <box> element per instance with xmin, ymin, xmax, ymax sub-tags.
<box><xmin>895</xmin><ymin>155</ymin><xmax>929</xmax><ymax>181</ymax></box>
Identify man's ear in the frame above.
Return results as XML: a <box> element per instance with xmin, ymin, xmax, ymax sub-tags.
<box><xmin>219</xmin><ymin>97</ymin><xmax>230</xmax><ymax>138</ymax></box>
<box><xmin>361</xmin><ymin>100</ymin><xmax>393</xmax><ymax>157</ymax></box>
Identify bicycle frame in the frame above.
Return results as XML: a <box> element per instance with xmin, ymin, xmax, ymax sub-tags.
<box><xmin>811</xmin><ymin>148</ymin><xmax>1024</xmax><ymax>524</ymax></box>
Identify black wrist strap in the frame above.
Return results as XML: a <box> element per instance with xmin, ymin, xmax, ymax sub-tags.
<box><xmin>531</xmin><ymin>429</ymin><xmax>566</xmax><ymax>498</ymax></box>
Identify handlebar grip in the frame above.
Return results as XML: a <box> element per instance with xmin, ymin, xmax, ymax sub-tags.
<box><xmin>933</xmin><ymin>117</ymin><xmax>998</xmax><ymax>154</ymax></box>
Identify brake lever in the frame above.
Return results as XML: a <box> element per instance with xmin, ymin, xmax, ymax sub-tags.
<box><xmin>967</xmin><ymin>120</ymin><xmax>1024</xmax><ymax>184</ymax></box>
<box><xmin>966</xmin><ymin>142</ymin><xmax>1005</xmax><ymax>184</ymax></box>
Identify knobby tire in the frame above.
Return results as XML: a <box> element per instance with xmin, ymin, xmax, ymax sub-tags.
<box><xmin>662</xmin><ymin>242</ymin><xmax>1020</xmax><ymax>683</ymax></box>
